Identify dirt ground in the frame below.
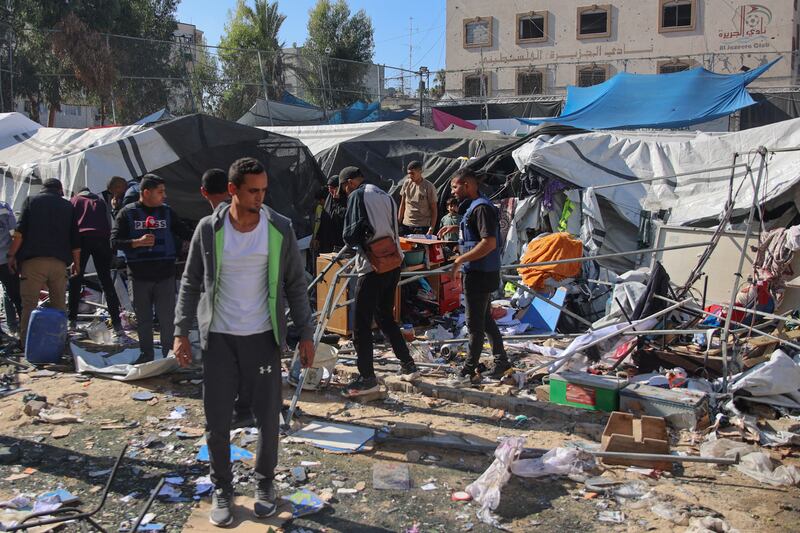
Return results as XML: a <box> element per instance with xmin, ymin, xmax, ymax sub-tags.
<box><xmin>1</xmin><ymin>362</ymin><xmax>799</xmax><ymax>533</ymax></box>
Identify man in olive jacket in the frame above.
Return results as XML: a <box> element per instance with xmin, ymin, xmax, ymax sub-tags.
<box><xmin>173</xmin><ymin>157</ymin><xmax>315</xmax><ymax>526</ymax></box>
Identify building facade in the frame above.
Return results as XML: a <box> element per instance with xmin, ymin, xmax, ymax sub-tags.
<box><xmin>445</xmin><ymin>0</ymin><xmax>800</xmax><ymax>99</ymax></box>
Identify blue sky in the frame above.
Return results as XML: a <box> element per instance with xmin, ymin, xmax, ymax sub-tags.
<box><xmin>176</xmin><ymin>0</ymin><xmax>447</xmax><ymax>71</ymax></box>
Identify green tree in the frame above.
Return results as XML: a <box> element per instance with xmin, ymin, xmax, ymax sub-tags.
<box><xmin>3</xmin><ymin>0</ymin><xmax>180</xmax><ymax>125</ymax></box>
<box><xmin>430</xmin><ymin>69</ymin><xmax>446</xmax><ymax>99</ymax></box>
<box><xmin>218</xmin><ymin>0</ymin><xmax>286</xmax><ymax>121</ymax></box>
<box><xmin>180</xmin><ymin>35</ymin><xmax>222</xmax><ymax>116</ymax></box>
<box><xmin>299</xmin><ymin>0</ymin><xmax>375</xmax><ymax>109</ymax></box>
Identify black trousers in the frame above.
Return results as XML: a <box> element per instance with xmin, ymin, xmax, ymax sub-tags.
<box><xmin>463</xmin><ymin>270</ymin><xmax>507</xmax><ymax>376</ymax></box>
<box><xmin>203</xmin><ymin>331</ymin><xmax>281</xmax><ymax>490</ymax></box>
<box><xmin>68</xmin><ymin>235</ymin><xmax>122</xmax><ymax>329</ymax></box>
<box><xmin>0</xmin><ymin>263</ymin><xmax>21</xmax><ymax>332</ymax></box>
<box><xmin>353</xmin><ymin>267</ymin><xmax>413</xmax><ymax>379</ymax></box>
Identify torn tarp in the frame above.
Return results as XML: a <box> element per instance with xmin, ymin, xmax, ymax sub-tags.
<box><xmin>72</xmin><ymin>343</ymin><xmax>178</xmax><ymax>381</ymax></box>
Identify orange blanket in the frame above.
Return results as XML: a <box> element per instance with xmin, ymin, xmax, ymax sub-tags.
<box><xmin>517</xmin><ymin>233</ymin><xmax>583</xmax><ymax>291</ymax></box>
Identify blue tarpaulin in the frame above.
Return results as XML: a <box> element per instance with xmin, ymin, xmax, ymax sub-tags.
<box><xmin>518</xmin><ymin>59</ymin><xmax>779</xmax><ymax>130</ymax></box>
<box><xmin>280</xmin><ymin>90</ymin><xmax>318</xmax><ymax>109</ymax></box>
<box><xmin>328</xmin><ymin>101</ymin><xmax>415</xmax><ymax>124</ymax></box>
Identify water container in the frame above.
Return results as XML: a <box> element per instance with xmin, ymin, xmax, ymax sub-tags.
<box><xmin>25</xmin><ymin>307</ymin><xmax>67</xmax><ymax>364</ymax></box>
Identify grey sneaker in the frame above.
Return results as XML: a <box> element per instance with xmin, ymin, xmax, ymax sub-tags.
<box><xmin>397</xmin><ymin>363</ymin><xmax>420</xmax><ymax>382</ymax></box>
<box><xmin>254</xmin><ymin>482</ymin><xmax>277</xmax><ymax>518</ymax></box>
<box><xmin>209</xmin><ymin>487</ymin><xmax>234</xmax><ymax>527</ymax></box>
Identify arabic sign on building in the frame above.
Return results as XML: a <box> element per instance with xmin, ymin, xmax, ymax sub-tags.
<box><xmin>718</xmin><ymin>4</ymin><xmax>773</xmax><ymax>51</ymax></box>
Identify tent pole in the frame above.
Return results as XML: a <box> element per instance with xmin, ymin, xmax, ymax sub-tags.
<box><xmin>719</xmin><ymin>147</ymin><xmax>767</xmax><ymax>392</ymax></box>
<box><xmin>257</xmin><ymin>50</ymin><xmax>274</xmax><ymax>127</ymax></box>
<box><xmin>589</xmin><ymin>163</ymin><xmax>749</xmax><ymax>191</ymax></box>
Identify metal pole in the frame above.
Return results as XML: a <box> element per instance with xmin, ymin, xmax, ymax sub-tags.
<box><xmin>720</xmin><ymin>147</ymin><xmax>766</xmax><ymax>392</ymax></box>
<box><xmin>502</xmin><ymin>276</ymin><xmax>594</xmax><ymax>329</ymax></box>
<box><xmin>380</xmin><ymin>241</ymin><xmax>716</xmax><ymax>281</ymax></box>
<box><xmin>524</xmin><ymin>299</ymin><xmax>691</xmax><ymax>377</ymax></box>
<box><xmin>107</xmin><ymin>33</ymin><xmax>117</xmax><ymax>124</ymax></box>
<box><xmin>590</xmin><ymin>450</ymin><xmax>738</xmax><ymax>465</ymax></box>
<box><xmin>257</xmin><ymin>50</ymin><xmax>274</xmax><ymax>126</ymax></box>
<box><xmin>588</xmin><ymin>163</ymin><xmax>749</xmax><ymax>191</ymax></box>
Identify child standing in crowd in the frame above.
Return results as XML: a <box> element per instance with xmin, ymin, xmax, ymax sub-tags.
<box><xmin>439</xmin><ymin>197</ymin><xmax>462</xmax><ymax>242</ymax></box>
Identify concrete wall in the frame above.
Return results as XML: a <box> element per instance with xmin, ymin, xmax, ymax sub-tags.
<box><xmin>445</xmin><ymin>0</ymin><xmax>799</xmax><ymax>97</ymax></box>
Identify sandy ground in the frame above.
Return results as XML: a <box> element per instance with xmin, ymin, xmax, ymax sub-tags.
<box><xmin>1</xmin><ymin>363</ymin><xmax>799</xmax><ymax>532</ymax></box>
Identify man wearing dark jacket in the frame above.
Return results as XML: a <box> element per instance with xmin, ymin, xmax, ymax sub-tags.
<box><xmin>68</xmin><ymin>188</ymin><xmax>126</xmax><ymax>338</ymax></box>
<box><xmin>173</xmin><ymin>157</ymin><xmax>315</xmax><ymax>526</ymax></box>
<box><xmin>340</xmin><ymin>166</ymin><xmax>418</xmax><ymax>397</ymax></box>
<box><xmin>7</xmin><ymin>178</ymin><xmax>80</xmax><ymax>348</ymax></box>
<box><xmin>315</xmin><ymin>175</ymin><xmax>347</xmax><ymax>253</ymax></box>
<box><xmin>111</xmin><ymin>174</ymin><xmax>191</xmax><ymax>364</ymax></box>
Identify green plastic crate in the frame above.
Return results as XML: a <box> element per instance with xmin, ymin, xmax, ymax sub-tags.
<box><xmin>549</xmin><ymin>371</ymin><xmax>625</xmax><ymax>412</ymax></box>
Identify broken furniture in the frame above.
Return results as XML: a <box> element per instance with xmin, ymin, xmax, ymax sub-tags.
<box><xmin>600</xmin><ymin>412</ymin><xmax>671</xmax><ymax>470</ymax></box>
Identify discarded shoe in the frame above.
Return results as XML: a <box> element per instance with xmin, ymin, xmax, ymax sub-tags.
<box><xmin>253</xmin><ymin>481</ymin><xmax>277</xmax><ymax>518</ymax></box>
<box><xmin>209</xmin><ymin>486</ymin><xmax>234</xmax><ymax>527</ymax></box>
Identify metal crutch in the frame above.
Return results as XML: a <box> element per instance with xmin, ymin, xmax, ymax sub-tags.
<box><xmin>283</xmin><ymin>255</ymin><xmax>357</xmax><ymax>429</ymax></box>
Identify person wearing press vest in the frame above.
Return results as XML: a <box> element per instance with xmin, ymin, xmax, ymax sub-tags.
<box><xmin>438</xmin><ymin>168</ymin><xmax>510</xmax><ymax>386</ymax></box>
<box><xmin>111</xmin><ymin>174</ymin><xmax>191</xmax><ymax>365</ymax></box>
<box><xmin>340</xmin><ymin>166</ymin><xmax>419</xmax><ymax>397</ymax></box>
<box><xmin>173</xmin><ymin>157</ymin><xmax>315</xmax><ymax>526</ymax></box>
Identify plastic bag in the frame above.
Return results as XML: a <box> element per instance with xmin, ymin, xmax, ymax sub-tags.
<box><xmin>736</xmin><ymin>452</ymin><xmax>800</xmax><ymax>486</ymax></box>
<box><xmin>465</xmin><ymin>436</ymin><xmax>525</xmax><ymax>530</ymax></box>
<box><xmin>650</xmin><ymin>502</ymin><xmax>688</xmax><ymax>525</ymax></box>
<box><xmin>510</xmin><ymin>447</ymin><xmax>596</xmax><ymax>479</ymax></box>
<box><xmin>86</xmin><ymin>321</ymin><xmax>112</xmax><ymax>344</ymax></box>
<box><xmin>685</xmin><ymin>516</ymin><xmax>741</xmax><ymax>533</ymax></box>
<box><xmin>730</xmin><ymin>350</ymin><xmax>800</xmax><ymax>397</ymax></box>
<box><xmin>699</xmin><ymin>437</ymin><xmax>759</xmax><ymax>460</ymax></box>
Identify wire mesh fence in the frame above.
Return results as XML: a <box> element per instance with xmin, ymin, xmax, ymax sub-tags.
<box><xmin>2</xmin><ymin>28</ymin><xmax>799</xmax><ymax>127</ymax></box>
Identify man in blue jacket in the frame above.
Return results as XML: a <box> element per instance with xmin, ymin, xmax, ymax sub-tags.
<box><xmin>438</xmin><ymin>168</ymin><xmax>510</xmax><ymax>386</ymax></box>
<box><xmin>173</xmin><ymin>157</ymin><xmax>315</xmax><ymax>527</ymax></box>
<box><xmin>111</xmin><ymin>174</ymin><xmax>191</xmax><ymax>364</ymax></box>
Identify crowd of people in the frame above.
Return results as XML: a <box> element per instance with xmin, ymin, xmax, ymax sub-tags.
<box><xmin>0</xmin><ymin>157</ymin><xmax>508</xmax><ymax>527</ymax></box>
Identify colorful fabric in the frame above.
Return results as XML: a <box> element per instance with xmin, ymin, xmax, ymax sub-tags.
<box><xmin>517</xmin><ymin>233</ymin><xmax>583</xmax><ymax>291</ymax></box>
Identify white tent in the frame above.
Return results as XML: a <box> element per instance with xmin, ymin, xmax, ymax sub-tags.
<box><xmin>0</xmin><ymin>113</ymin><xmax>173</xmax><ymax>214</ymax></box>
<box><xmin>512</xmin><ymin>119</ymin><xmax>800</xmax><ymax>228</ymax></box>
<box><xmin>259</xmin><ymin>121</ymin><xmax>392</xmax><ymax>155</ymax></box>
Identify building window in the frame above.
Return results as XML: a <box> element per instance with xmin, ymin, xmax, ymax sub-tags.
<box><xmin>463</xmin><ymin>17</ymin><xmax>492</xmax><ymax>48</ymax></box>
<box><xmin>577</xmin><ymin>64</ymin><xmax>609</xmax><ymax>87</ymax></box>
<box><xmin>517</xmin><ymin>71</ymin><xmax>544</xmax><ymax>95</ymax></box>
<box><xmin>577</xmin><ymin>5</ymin><xmax>611</xmax><ymax>39</ymax></box>
<box><xmin>516</xmin><ymin>12</ymin><xmax>548</xmax><ymax>44</ymax></box>
<box><xmin>659</xmin><ymin>0</ymin><xmax>696</xmax><ymax>32</ymax></box>
<box><xmin>464</xmin><ymin>74</ymin><xmax>489</xmax><ymax>98</ymax></box>
<box><xmin>658</xmin><ymin>60</ymin><xmax>691</xmax><ymax>74</ymax></box>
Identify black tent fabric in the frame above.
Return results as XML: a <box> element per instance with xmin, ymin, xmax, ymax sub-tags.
<box><xmin>315</xmin><ymin>121</ymin><xmax>514</xmax><ymax>197</ymax></box>
<box><xmin>150</xmin><ymin>114</ymin><xmax>325</xmax><ymax>237</ymax></box>
<box><xmin>433</xmin><ymin>100</ymin><xmax>563</xmax><ymax>121</ymax></box>
<box><xmin>739</xmin><ymin>91</ymin><xmax>800</xmax><ymax>129</ymax></box>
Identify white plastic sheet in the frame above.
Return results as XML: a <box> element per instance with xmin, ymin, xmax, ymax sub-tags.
<box><xmin>510</xmin><ymin>448</ymin><xmax>596</xmax><ymax>479</ymax></box>
<box><xmin>736</xmin><ymin>452</ymin><xmax>800</xmax><ymax>486</ymax></box>
<box><xmin>72</xmin><ymin>343</ymin><xmax>178</xmax><ymax>381</ymax></box>
<box><xmin>465</xmin><ymin>436</ymin><xmax>525</xmax><ymax>530</ymax></box>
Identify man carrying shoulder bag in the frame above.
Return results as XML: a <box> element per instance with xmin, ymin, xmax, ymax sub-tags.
<box><xmin>340</xmin><ymin>166</ymin><xmax>419</xmax><ymax>397</ymax></box>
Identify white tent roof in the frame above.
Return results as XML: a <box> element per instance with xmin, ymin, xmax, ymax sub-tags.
<box><xmin>0</xmin><ymin>113</ymin><xmax>177</xmax><ymax>213</ymax></box>
<box><xmin>259</xmin><ymin>121</ymin><xmax>393</xmax><ymax>155</ymax></box>
<box><xmin>512</xmin><ymin>119</ymin><xmax>800</xmax><ymax>226</ymax></box>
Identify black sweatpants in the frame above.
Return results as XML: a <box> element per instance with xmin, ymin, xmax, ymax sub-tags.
<box><xmin>463</xmin><ymin>270</ymin><xmax>507</xmax><ymax>376</ymax></box>
<box><xmin>353</xmin><ymin>267</ymin><xmax>414</xmax><ymax>379</ymax></box>
<box><xmin>68</xmin><ymin>235</ymin><xmax>122</xmax><ymax>328</ymax></box>
<box><xmin>203</xmin><ymin>331</ymin><xmax>281</xmax><ymax>490</ymax></box>
<box><xmin>0</xmin><ymin>263</ymin><xmax>21</xmax><ymax>332</ymax></box>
